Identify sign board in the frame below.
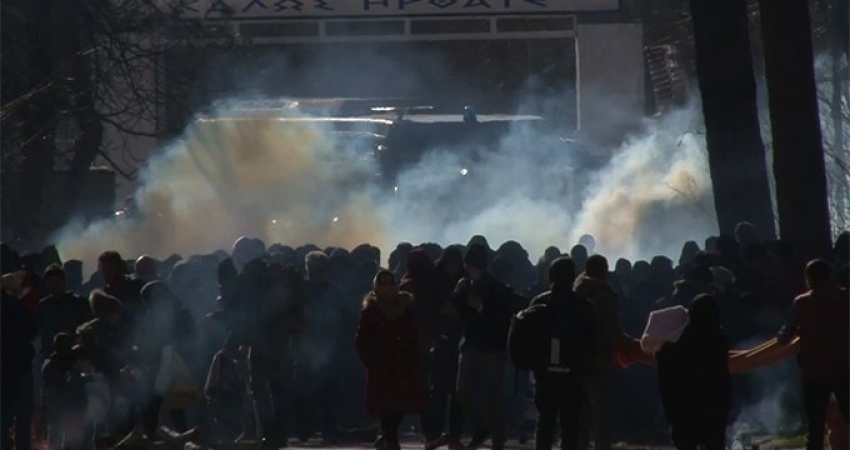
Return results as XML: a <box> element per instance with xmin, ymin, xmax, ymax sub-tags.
<box><xmin>177</xmin><ymin>0</ymin><xmax>619</xmax><ymax>19</ymax></box>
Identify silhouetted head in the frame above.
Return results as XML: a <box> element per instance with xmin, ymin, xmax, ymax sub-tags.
<box><xmin>464</xmin><ymin>244</ymin><xmax>489</xmax><ymax>279</ymax></box>
<box><xmin>373</xmin><ymin>269</ymin><xmax>399</xmax><ymax>300</ymax></box>
<box><xmin>305</xmin><ymin>251</ymin><xmax>329</xmax><ymax>281</ymax></box>
<box><xmin>438</xmin><ymin>245</ymin><xmax>465</xmax><ymax>280</ymax></box>
<box><xmin>405</xmin><ymin>248</ymin><xmax>433</xmax><ymax>280</ymax></box>
<box><xmin>585</xmin><ymin>254</ymin><xmax>609</xmax><ymax>280</ymax></box>
<box><xmin>678</xmin><ymin>241</ymin><xmax>700</xmax><ymax>267</ymax></box>
<box><xmin>804</xmin><ymin>259</ymin><xmax>834</xmax><ymax>290</ymax></box>
<box><xmin>549</xmin><ymin>257</ymin><xmax>576</xmax><ymax>292</ymax></box>
<box><xmin>134</xmin><ymin>255</ymin><xmax>158</xmax><ymax>283</ymax></box>
<box><xmin>734</xmin><ymin>222</ymin><xmax>758</xmax><ymax>248</ymax></box>
<box><xmin>44</xmin><ymin>264</ymin><xmax>67</xmax><ymax>298</ymax></box>
<box><xmin>98</xmin><ymin>251</ymin><xmax>126</xmax><ymax>285</ymax></box>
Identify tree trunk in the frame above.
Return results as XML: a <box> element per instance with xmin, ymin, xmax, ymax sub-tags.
<box><xmin>689</xmin><ymin>0</ymin><xmax>777</xmax><ymax>240</ymax></box>
<box><xmin>759</xmin><ymin>0</ymin><xmax>833</xmax><ymax>263</ymax></box>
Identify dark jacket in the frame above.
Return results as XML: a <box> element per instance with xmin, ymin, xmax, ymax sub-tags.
<box><xmin>656</xmin><ymin>304</ymin><xmax>731</xmax><ymax>428</ymax></box>
<box><xmin>400</xmin><ymin>254</ymin><xmax>442</xmax><ymax>356</ymax></box>
<box><xmin>38</xmin><ymin>292</ymin><xmax>92</xmax><ymax>356</ymax></box>
<box><xmin>530</xmin><ymin>289</ymin><xmax>598</xmax><ymax>375</ymax></box>
<box><xmin>355</xmin><ymin>292</ymin><xmax>421</xmax><ymax>416</ymax></box>
<box><xmin>451</xmin><ymin>272</ymin><xmax>514</xmax><ymax>353</ymax></box>
<box><xmin>573</xmin><ymin>275</ymin><xmax>624</xmax><ymax>370</ymax></box>
<box><xmin>1</xmin><ymin>291</ymin><xmax>37</xmax><ymax>377</ymax></box>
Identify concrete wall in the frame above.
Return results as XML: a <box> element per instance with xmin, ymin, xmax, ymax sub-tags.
<box><xmin>576</xmin><ymin>22</ymin><xmax>645</xmax><ymax>149</ymax></box>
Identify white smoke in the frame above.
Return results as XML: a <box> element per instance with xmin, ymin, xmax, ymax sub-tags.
<box><xmin>55</xmin><ymin>97</ymin><xmax>717</xmax><ymax>272</ymax></box>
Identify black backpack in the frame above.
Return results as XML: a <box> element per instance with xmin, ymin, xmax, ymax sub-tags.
<box><xmin>508</xmin><ymin>292</ymin><xmax>593</xmax><ymax>374</ymax></box>
<box><xmin>508</xmin><ymin>303</ymin><xmax>551</xmax><ymax>371</ymax></box>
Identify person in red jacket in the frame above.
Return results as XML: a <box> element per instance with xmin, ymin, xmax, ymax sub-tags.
<box><xmin>356</xmin><ymin>269</ymin><xmax>422</xmax><ymax>450</ymax></box>
<box><xmin>776</xmin><ymin>259</ymin><xmax>848</xmax><ymax>450</ymax></box>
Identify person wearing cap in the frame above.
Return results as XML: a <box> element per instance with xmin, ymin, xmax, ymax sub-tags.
<box><xmin>446</xmin><ymin>243</ymin><xmax>514</xmax><ymax>450</ymax></box>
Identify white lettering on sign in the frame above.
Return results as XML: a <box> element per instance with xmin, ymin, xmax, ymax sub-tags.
<box><xmin>176</xmin><ymin>0</ymin><xmax>618</xmax><ymax>19</ymax></box>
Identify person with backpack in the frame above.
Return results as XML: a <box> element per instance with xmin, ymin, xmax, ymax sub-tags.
<box><xmin>509</xmin><ymin>257</ymin><xmax>596</xmax><ymax>450</ymax></box>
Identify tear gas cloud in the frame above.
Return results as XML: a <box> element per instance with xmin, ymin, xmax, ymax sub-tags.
<box><xmin>55</xmin><ymin>46</ymin><xmax>718</xmax><ymax>270</ymax></box>
<box><xmin>56</xmin><ymin>102</ymin><xmax>717</xmax><ymax>270</ymax></box>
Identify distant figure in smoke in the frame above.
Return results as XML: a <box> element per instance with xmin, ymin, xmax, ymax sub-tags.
<box><xmin>448</xmin><ymin>244</ymin><xmax>513</xmax><ymax>450</ymax></box>
<box><xmin>578</xmin><ymin>235</ymin><xmax>596</xmax><ymax>255</ymax></box>
<box><xmin>237</xmin><ymin>260</ymin><xmax>305</xmax><ymax>449</ymax></box>
<box><xmin>355</xmin><ymin>270</ymin><xmax>421</xmax><ymax>450</ymax></box>
<box><xmin>400</xmin><ymin>249</ymin><xmax>442</xmax><ymax>443</ymax></box>
<box><xmin>204</xmin><ymin>332</ymin><xmax>249</xmax><ymax>443</ymax></box>
<box><xmin>296</xmin><ymin>250</ymin><xmax>345</xmax><ymax>444</ymax></box>
<box><xmin>656</xmin><ymin>294</ymin><xmax>731</xmax><ymax>450</ymax></box>
<box><xmin>759</xmin><ymin>260</ymin><xmax>849</xmax><ymax>450</ymax></box>
<box><xmin>427</xmin><ymin>246</ymin><xmax>466</xmax><ymax>450</ymax></box>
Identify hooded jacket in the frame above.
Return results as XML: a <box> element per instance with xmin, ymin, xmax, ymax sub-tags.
<box><xmin>355</xmin><ymin>291</ymin><xmax>421</xmax><ymax>415</ymax></box>
<box><xmin>573</xmin><ymin>274</ymin><xmax>625</xmax><ymax>371</ymax></box>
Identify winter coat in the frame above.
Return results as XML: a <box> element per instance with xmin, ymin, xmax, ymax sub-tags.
<box><xmin>400</xmin><ymin>265</ymin><xmax>441</xmax><ymax>356</ymax></box>
<box><xmin>451</xmin><ymin>273</ymin><xmax>514</xmax><ymax>353</ymax></box>
<box><xmin>573</xmin><ymin>275</ymin><xmax>626</xmax><ymax>371</ymax></box>
<box><xmin>656</xmin><ymin>317</ymin><xmax>731</xmax><ymax>431</ymax></box>
<box><xmin>355</xmin><ymin>292</ymin><xmax>422</xmax><ymax>416</ymax></box>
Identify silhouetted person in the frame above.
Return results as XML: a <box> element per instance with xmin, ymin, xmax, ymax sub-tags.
<box><xmin>450</xmin><ymin>244</ymin><xmax>513</xmax><ymax>450</ymax></box>
<box><xmin>38</xmin><ymin>264</ymin><xmax>92</xmax><ymax>356</ymax></box>
<box><xmin>41</xmin><ymin>333</ymin><xmax>76</xmax><ymax>450</ymax></box>
<box><xmin>98</xmin><ymin>251</ymin><xmax>145</xmax><ymax>328</ymax></box>
<box><xmin>296</xmin><ymin>250</ymin><xmax>345</xmax><ymax>444</ymax></box>
<box><xmin>355</xmin><ymin>270</ymin><xmax>421</xmax><ymax>450</ymax></box>
<box><xmin>574</xmin><ymin>255</ymin><xmax>628</xmax><ymax>450</ymax></box>
<box><xmin>530</xmin><ymin>257</ymin><xmax>596</xmax><ymax>450</ymax></box>
<box><xmin>2</xmin><ymin>280</ymin><xmax>38</xmax><ymax>450</ymax></box>
<box><xmin>777</xmin><ymin>260</ymin><xmax>849</xmax><ymax>450</ymax></box>
<box><xmin>656</xmin><ymin>294</ymin><xmax>730</xmax><ymax>450</ymax></box>
<box><xmin>427</xmin><ymin>246</ymin><xmax>466</xmax><ymax>450</ymax></box>
<box><xmin>578</xmin><ymin>235</ymin><xmax>596</xmax><ymax>255</ymax></box>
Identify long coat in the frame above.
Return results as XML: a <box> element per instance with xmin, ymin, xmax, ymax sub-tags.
<box><xmin>355</xmin><ymin>293</ymin><xmax>422</xmax><ymax>416</ymax></box>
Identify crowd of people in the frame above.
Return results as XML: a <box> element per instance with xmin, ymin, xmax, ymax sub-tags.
<box><xmin>1</xmin><ymin>223</ymin><xmax>847</xmax><ymax>450</ymax></box>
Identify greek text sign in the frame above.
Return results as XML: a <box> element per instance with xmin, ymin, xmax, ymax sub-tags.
<box><xmin>178</xmin><ymin>0</ymin><xmax>618</xmax><ymax>19</ymax></box>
